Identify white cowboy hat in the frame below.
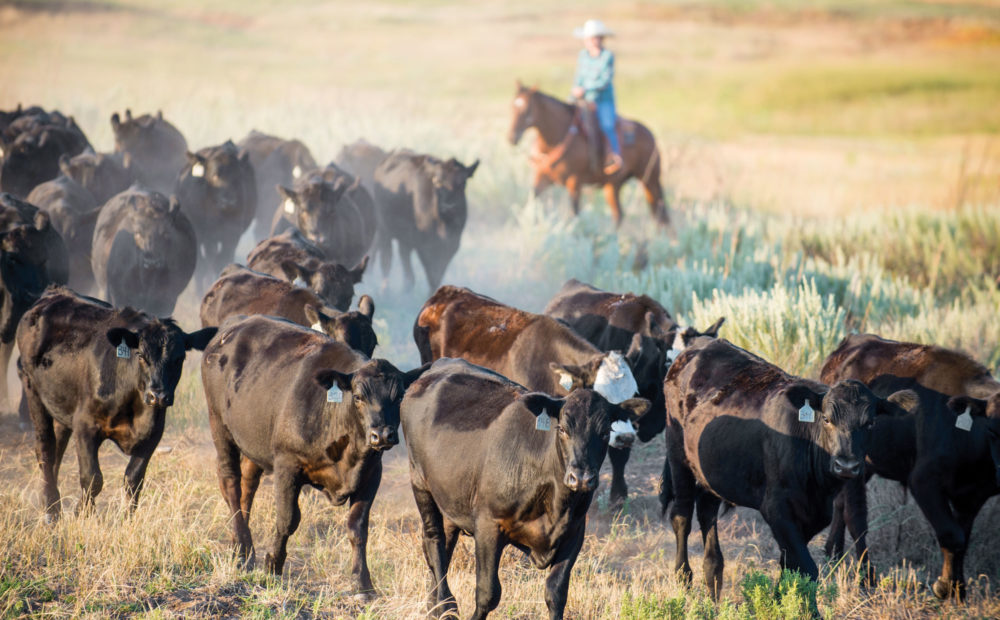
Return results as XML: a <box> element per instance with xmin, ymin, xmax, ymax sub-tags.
<box><xmin>574</xmin><ymin>19</ymin><xmax>614</xmax><ymax>38</ymax></box>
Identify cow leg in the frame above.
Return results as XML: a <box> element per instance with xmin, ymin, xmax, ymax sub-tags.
<box><xmin>416</xmin><ymin>248</ymin><xmax>449</xmax><ymax>293</ymax></box>
<box><xmin>658</xmin><ymin>454</ymin><xmax>674</xmax><ymax>515</ymax></box>
<box><xmin>471</xmin><ymin>523</ymin><xmax>504</xmax><ymax>620</ymax></box>
<box><xmin>0</xmin><ymin>339</ymin><xmax>13</xmax><ymax>413</ymax></box>
<box><xmin>210</xmin><ymin>415</ymin><xmax>254</xmax><ymax>567</ymax></box>
<box><xmin>27</xmin><ymin>392</ymin><xmax>61</xmax><ymax>522</ymax></box>
<box><xmin>602</xmin><ymin>183</ymin><xmax>623</xmax><ymax>227</ymax></box>
<box><xmin>544</xmin><ymin>518</ymin><xmax>586</xmax><ymax>620</ymax></box>
<box><xmin>51</xmin><ymin>420</ymin><xmax>72</xmax><ymax>481</ymax></box>
<box><xmin>398</xmin><ymin>243</ymin><xmax>416</xmax><ymax>292</ymax></box>
<box><xmin>840</xmin><ymin>476</ymin><xmax>875</xmax><ymax>584</ymax></box>
<box><xmin>73</xmin><ymin>420</ymin><xmax>104</xmax><ymax>515</ymax></box>
<box><xmin>606</xmin><ymin>446</ymin><xmax>630</xmax><ymax>510</ymax></box>
<box><xmin>240</xmin><ymin>456</ymin><xmax>264</xmax><ymax>526</ymax></box>
<box><xmin>696</xmin><ymin>492</ymin><xmax>724</xmax><ymax>599</ymax></box>
<box><xmin>264</xmin><ymin>461</ymin><xmax>303</xmax><ymax>575</ymax></box>
<box><xmin>909</xmin><ymin>474</ymin><xmax>967</xmax><ymax>599</ymax></box>
<box><xmin>950</xmin><ymin>494</ymin><xmax>988</xmax><ymax>599</ymax></box>
<box><xmin>824</xmin><ymin>486</ymin><xmax>848</xmax><ymax>559</ymax></box>
<box><xmin>377</xmin><ymin>234</ymin><xmax>394</xmax><ymax>291</ymax></box>
<box><xmin>346</xmin><ymin>459</ymin><xmax>381</xmax><ymax>601</ymax></box>
<box><xmin>412</xmin><ymin>483</ymin><xmax>458</xmax><ymax>617</ymax></box>
<box><xmin>762</xmin><ymin>507</ymin><xmax>818</xmax><ymax>581</ymax></box>
<box><xmin>667</xmin><ymin>443</ymin><xmax>697</xmax><ymax>585</ymax></box>
<box><xmin>123</xmin><ymin>413</ymin><xmax>165</xmax><ymax>512</ymax></box>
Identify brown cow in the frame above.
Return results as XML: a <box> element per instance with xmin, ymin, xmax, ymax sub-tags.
<box><xmin>246</xmin><ymin>228</ymin><xmax>368</xmax><ymax>312</ymax></box>
<box><xmin>333</xmin><ymin>139</ymin><xmax>388</xmax><ymax>194</ymax></box>
<box><xmin>200</xmin><ymin>265</ymin><xmax>377</xmax><ymax>357</ymax></box>
<box><xmin>110</xmin><ymin>110</ymin><xmax>187</xmax><ymax>195</ymax></box>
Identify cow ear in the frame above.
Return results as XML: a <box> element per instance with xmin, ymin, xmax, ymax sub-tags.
<box><xmin>106</xmin><ymin>327</ymin><xmax>140</xmax><ymax>350</ymax></box>
<box><xmin>615</xmin><ymin>397</ymin><xmax>651</xmax><ymax>422</ymax></box>
<box><xmin>785</xmin><ymin>384</ymin><xmax>826</xmax><ymax>412</ymax></box>
<box><xmin>58</xmin><ymin>154</ymin><xmax>72</xmax><ymax>176</ymax></box>
<box><xmin>464</xmin><ymin>159</ymin><xmax>479</xmax><ymax>178</ymax></box>
<box><xmin>156</xmin><ymin>110</ymin><xmax>163</xmax><ymax>121</ymax></box>
<box><xmin>948</xmin><ymin>395</ymin><xmax>988</xmax><ymax>418</ymax></box>
<box><xmin>520</xmin><ymin>392</ymin><xmax>565</xmax><ymax>419</ymax></box>
<box><xmin>357</xmin><ymin>294</ymin><xmax>374</xmax><ymax>319</ymax></box>
<box><xmin>702</xmin><ymin>317</ymin><xmax>725</xmax><ymax>338</ymax></box>
<box><xmin>403</xmin><ymin>362</ymin><xmax>432</xmax><ymax>389</ymax></box>
<box><xmin>38</xmin><ymin>130</ymin><xmax>50</xmax><ymax>148</ymax></box>
<box><xmin>110</xmin><ymin>112</ymin><xmax>121</xmax><ymax>130</ymax></box>
<box><xmin>303</xmin><ymin>304</ymin><xmax>324</xmax><ymax>330</ymax></box>
<box><xmin>167</xmin><ymin>195</ymin><xmax>182</xmax><ymax>217</ymax></box>
<box><xmin>121</xmin><ymin>152</ymin><xmax>133</xmax><ymax>170</ymax></box>
<box><xmin>277</xmin><ymin>185</ymin><xmax>296</xmax><ymax>203</ymax></box>
<box><xmin>885</xmin><ymin>389</ymin><xmax>920</xmax><ymax>414</ymax></box>
<box><xmin>549</xmin><ymin>362</ymin><xmax>586</xmax><ymax>391</ymax></box>
<box><xmin>351</xmin><ymin>256</ymin><xmax>369</xmax><ymax>283</ymax></box>
<box><xmin>314</xmin><ymin>369</ymin><xmax>352</xmax><ymax>392</ymax></box>
<box><xmin>125</xmin><ymin>109</ymin><xmax>133</xmax><ymax>121</ymax></box>
<box><xmin>625</xmin><ymin>332</ymin><xmax>643</xmax><ymax>365</ymax></box>
<box><xmin>184</xmin><ymin>327</ymin><xmax>218</xmax><ymax>351</ymax></box>
<box><xmin>279</xmin><ymin>259</ymin><xmax>306</xmax><ymax>283</ymax></box>
<box><xmin>33</xmin><ymin>210</ymin><xmax>50</xmax><ymax>232</ymax></box>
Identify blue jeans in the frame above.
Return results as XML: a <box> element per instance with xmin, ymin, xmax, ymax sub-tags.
<box><xmin>595</xmin><ymin>99</ymin><xmax>620</xmax><ymax>157</ymax></box>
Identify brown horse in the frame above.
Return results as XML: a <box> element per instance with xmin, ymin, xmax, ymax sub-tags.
<box><xmin>508</xmin><ymin>81</ymin><xmax>669</xmax><ymax>227</ymax></box>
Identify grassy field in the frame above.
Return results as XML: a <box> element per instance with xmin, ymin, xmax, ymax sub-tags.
<box><xmin>2</xmin><ymin>0</ymin><xmax>1000</xmax><ymax>618</ymax></box>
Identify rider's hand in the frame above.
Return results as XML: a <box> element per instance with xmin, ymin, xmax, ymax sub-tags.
<box><xmin>571</xmin><ymin>86</ymin><xmax>585</xmax><ymax>99</ymax></box>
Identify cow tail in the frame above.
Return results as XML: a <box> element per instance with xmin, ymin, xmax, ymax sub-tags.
<box><xmin>413</xmin><ymin>320</ymin><xmax>433</xmax><ymax>366</ymax></box>
<box><xmin>658</xmin><ymin>457</ymin><xmax>673</xmax><ymax>516</ymax></box>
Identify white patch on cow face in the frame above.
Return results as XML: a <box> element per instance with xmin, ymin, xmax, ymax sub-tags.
<box><xmin>666</xmin><ymin>331</ymin><xmax>685</xmax><ymax>365</ymax></box>
<box><xmin>292</xmin><ymin>165</ymin><xmax>302</xmax><ymax>179</ymax></box>
<box><xmin>311</xmin><ymin>321</ymin><xmax>323</xmax><ymax>333</ymax></box>
<box><xmin>513</xmin><ymin>96</ymin><xmax>527</xmax><ymax>109</ymax></box>
<box><xmin>610</xmin><ymin>419</ymin><xmax>637</xmax><ymax>449</ymax></box>
<box><xmin>593</xmin><ymin>351</ymin><xmax>638</xmax><ymax>404</ymax></box>
<box><xmin>284</xmin><ymin>198</ymin><xmax>296</xmax><ymax>214</ymax></box>
<box><xmin>192</xmin><ymin>162</ymin><xmax>205</xmax><ymax>178</ymax></box>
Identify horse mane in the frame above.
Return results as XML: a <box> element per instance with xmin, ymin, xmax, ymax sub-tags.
<box><xmin>528</xmin><ymin>88</ymin><xmax>574</xmax><ymax>113</ymax></box>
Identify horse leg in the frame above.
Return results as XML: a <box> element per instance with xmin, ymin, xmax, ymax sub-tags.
<box><xmin>533</xmin><ymin>171</ymin><xmax>553</xmax><ymax>199</ymax></box>
<box><xmin>566</xmin><ymin>177</ymin><xmax>581</xmax><ymax>216</ymax></box>
<box><xmin>603</xmin><ymin>183</ymin><xmax>623</xmax><ymax>227</ymax></box>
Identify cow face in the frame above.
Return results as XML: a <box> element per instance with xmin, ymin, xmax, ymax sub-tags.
<box><xmin>0</xmin><ymin>131</ymin><xmax>56</xmax><ymax>197</ymax></box>
<box><xmin>182</xmin><ymin>142</ymin><xmax>253</xmax><ymax>216</ymax></box>
<box><xmin>314</xmin><ymin>360</ymin><xmax>427</xmax><ymax>452</ymax></box>
<box><xmin>523</xmin><ymin>391</ymin><xmax>649</xmax><ymax>493</ymax></box>
<box><xmin>59</xmin><ymin>150</ymin><xmax>132</xmax><ymax>203</ymax></box>
<box><xmin>790</xmin><ymin>380</ymin><xmax>892</xmax><ymax>479</ymax></box>
<box><xmin>282</xmin><ymin>255</ymin><xmax>367</xmax><ymax>312</ymax></box>
<box><xmin>550</xmin><ymin>352</ymin><xmax>639</xmax><ymax>403</ymax></box>
<box><xmin>948</xmin><ymin>396</ymin><xmax>1000</xmax><ymax>486</ymax></box>
<box><xmin>421</xmin><ymin>157</ymin><xmax>477</xmax><ymax>228</ymax></box>
<box><xmin>130</xmin><ymin>194</ymin><xmax>183</xmax><ymax>272</ymax></box>
<box><xmin>0</xmin><ymin>219</ymin><xmax>51</xmax><ymax>338</ymax></box>
<box><xmin>508</xmin><ymin>83</ymin><xmax>537</xmax><ymax>145</ymax></box>
<box><xmin>277</xmin><ymin>180</ymin><xmax>349</xmax><ymax>248</ymax></box>
<box><xmin>106</xmin><ymin>322</ymin><xmax>216</xmax><ymax>409</ymax></box>
<box><xmin>303</xmin><ymin>298</ymin><xmax>377</xmax><ymax>358</ymax></box>
<box><xmin>110</xmin><ymin>109</ymin><xmax>159</xmax><ymax>152</ymax></box>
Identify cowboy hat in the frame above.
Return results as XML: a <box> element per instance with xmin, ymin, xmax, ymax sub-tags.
<box><xmin>574</xmin><ymin>19</ymin><xmax>614</xmax><ymax>38</ymax></box>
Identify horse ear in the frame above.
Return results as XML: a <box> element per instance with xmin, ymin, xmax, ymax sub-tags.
<box><xmin>530</xmin><ymin>83</ymin><xmax>539</xmax><ymax>93</ymax></box>
<box><xmin>516</xmin><ymin>78</ymin><xmax>523</xmax><ymax>90</ymax></box>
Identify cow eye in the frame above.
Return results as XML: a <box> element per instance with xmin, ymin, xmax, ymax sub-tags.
<box><xmin>558</xmin><ymin>425</ymin><xmax>569</xmax><ymax>438</ymax></box>
<box><xmin>823</xmin><ymin>415</ymin><xmax>832</xmax><ymax>425</ymax></box>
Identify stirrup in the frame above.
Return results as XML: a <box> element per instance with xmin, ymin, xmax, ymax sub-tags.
<box><xmin>603</xmin><ymin>153</ymin><xmax>623</xmax><ymax>175</ymax></box>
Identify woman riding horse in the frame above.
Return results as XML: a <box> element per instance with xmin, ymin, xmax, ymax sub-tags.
<box><xmin>572</xmin><ymin>19</ymin><xmax>623</xmax><ymax>175</ymax></box>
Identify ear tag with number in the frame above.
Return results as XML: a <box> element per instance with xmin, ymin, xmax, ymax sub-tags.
<box><xmin>558</xmin><ymin>372</ymin><xmax>573</xmax><ymax>391</ymax></box>
<box><xmin>191</xmin><ymin>162</ymin><xmax>205</xmax><ymax>178</ymax></box>
<box><xmin>292</xmin><ymin>165</ymin><xmax>302</xmax><ymax>179</ymax></box>
<box><xmin>284</xmin><ymin>199</ymin><xmax>296</xmax><ymax>214</ymax></box>
<box><xmin>311</xmin><ymin>322</ymin><xmax>323</xmax><ymax>332</ymax></box>
<box><xmin>798</xmin><ymin>401</ymin><xmax>815</xmax><ymax>423</ymax></box>
<box><xmin>955</xmin><ymin>407</ymin><xmax>973</xmax><ymax>432</ymax></box>
<box><xmin>535</xmin><ymin>409</ymin><xmax>551</xmax><ymax>431</ymax></box>
<box><xmin>116</xmin><ymin>342</ymin><xmax>130</xmax><ymax>359</ymax></box>
<box><xmin>327</xmin><ymin>384</ymin><xmax>343</xmax><ymax>403</ymax></box>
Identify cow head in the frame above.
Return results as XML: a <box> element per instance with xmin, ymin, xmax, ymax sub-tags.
<box><xmin>550</xmin><ymin>351</ymin><xmax>639</xmax><ymax>403</ymax></box>
<box><xmin>110</xmin><ymin>109</ymin><xmax>154</xmax><ymax>152</ymax></box>
<box><xmin>106</xmin><ymin>321</ymin><xmax>216</xmax><ymax>409</ymax></box>
<box><xmin>128</xmin><ymin>193</ymin><xmax>184</xmax><ymax>272</ymax></box>
<box><xmin>947</xmin><ymin>396</ymin><xmax>1000</xmax><ymax>486</ymax></box>
<box><xmin>0</xmin><ymin>215</ymin><xmax>52</xmax><ymax>339</ymax></box>
<box><xmin>282</xmin><ymin>255</ymin><xmax>367</xmax><ymax>312</ymax></box>
<box><xmin>508</xmin><ymin>81</ymin><xmax>538</xmax><ymax>145</ymax></box>
<box><xmin>789</xmin><ymin>379</ymin><xmax>897</xmax><ymax>479</ymax></box>
<box><xmin>276</xmin><ymin>180</ymin><xmax>349</xmax><ymax>248</ymax></box>
<box><xmin>0</xmin><ymin>130</ymin><xmax>57</xmax><ymax>197</ymax></box>
<box><xmin>303</xmin><ymin>296</ymin><xmax>377</xmax><ymax>357</ymax></box>
<box><xmin>180</xmin><ymin>141</ymin><xmax>256</xmax><ymax>218</ymax></box>
<box><xmin>522</xmin><ymin>390</ymin><xmax>650</xmax><ymax>493</ymax></box>
<box><xmin>665</xmin><ymin>317</ymin><xmax>726</xmax><ymax>365</ymax></box>
<box><xmin>421</xmin><ymin>157</ymin><xmax>477</xmax><ymax>232</ymax></box>
<box><xmin>59</xmin><ymin>150</ymin><xmax>133</xmax><ymax>204</ymax></box>
<box><xmin>314</xmin><ymin>359</ymin><xmax>427</xmax><ymax>452</ymax></box>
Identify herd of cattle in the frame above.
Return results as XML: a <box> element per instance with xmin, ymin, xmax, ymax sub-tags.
<box><xmin>1</xmin><ymin>104</ymin><xmax>999</xmax><ymax>619</ymax></box>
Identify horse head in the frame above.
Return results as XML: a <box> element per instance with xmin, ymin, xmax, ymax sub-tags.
<box><xmin>508</xmin><ymin>81</ymin><xmax>538</xmax><ymax>145</ymax></box>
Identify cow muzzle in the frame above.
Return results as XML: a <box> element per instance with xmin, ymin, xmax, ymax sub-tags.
<box><xmin>144</xmin><ymin>390</ymin><xmax>173</xmax><ymax>408</ymax></box>
<box><xmin>564</xmin><ymin>468</ymin><xmax>597</xmax><ymax>493</ymax></box>
<box><xmin>832</xmin><ymin>457</ymin><xmax>862</xmax><ymax>479</ymax></box>
<box><xmin>369</xmin><ymin>426</ymin><xmax>398</xmax><ymax>451</ymax></box>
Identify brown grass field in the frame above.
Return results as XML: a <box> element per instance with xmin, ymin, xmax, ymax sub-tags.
<box><xmin>2</xmin><ymin>1</ymin><xmax>1000</xmax><ymax>618</ymax></box>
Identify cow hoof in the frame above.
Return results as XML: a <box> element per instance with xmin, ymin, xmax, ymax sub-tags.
<box><xmin>263</xmin><ymin>553</ymin><xmax>282</xmax><ymax>575</ymax></box>
<box><xmin>43</xmin><ymin>511</ymin><xmax>59</xmax><ymax>525</ymax></box>
<box><xmin>352</xmin><ymin>590</ymin><xmax>377</xmax><ymax>604</ymax></box>
<box><xmin>932</xmin><ymin>578</ymin><xmax>963</xmax><ymax>600</ymax></box>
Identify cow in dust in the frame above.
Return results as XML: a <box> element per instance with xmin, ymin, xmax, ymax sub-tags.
<box><xmin>91</xmin><ymin>185</ymin><xmax>197</xmax><ymax>316</ymax></box>
<box><xmin>821</xmin><ymin>333</ymin><xmax>1000</xmax><ymax>599</ymax></box>
<box><xmin>201</xmin><ymin>314</ymin><xmax>426</xmax><ymax>599</ymax></box>
<box><xmin>0</xmin><ymin>110</ymin><xmax>91</xmax><ymax>198</ymax></box>
<box><xmin>544</xmin><ymin>278</ymin><xmax>724</xmax><ymax>508</ymax></box>
<box><xmin>110</xmin><ymin>109</ymin><xmax>188</xmax><ymax>195</ymax></box>
<box><xmin>247</xmin><ymin>228</ymin><xmax>368</xmax><ymax>312</ymax></box>
<box><xmin>58</xmin><ymin>150</ymin><xmax>135</xmax><ymax>205</ymax></box>
<box><xmin>175</xmin><ymin>140</ymin><xmax>256</xmax><ymax>289</ymax></box>
<box><xmin>272</xmin><ymin>164</ymin><xmax>376</xmax><ymax>269</ymax></box>
<box><xmin>200</xmin><ymin>265</ymin><xmax>377</xmax><ymax>357</ymax></box>
<box><xmin>402</xmin><ymin>357</ymin><xmax>648</xmax><ymax>619</ymax></box>
<box><xmin>663</xmin><ymin>337</ymin><xmax>902</xmax><ymax>597</ymax></box>
<box><xmin>26</xmin><ymin>175</ymin><xmax>102</xmax><ymax>291</ymax></box>
<box><xmin>333</xmin><ymin>139</ymin><xmax>388</xmax><ymax>194</ymax></box>
<box><xmin>373</xmin><ymin>151</ymin><xmax>478</xmax><ymax>291</ymax></box>
<box><xmin>237</xmin><ymin>130</ymin><xmax>318</xmax><ymax>240</ymax></box>
<box><xmin>16</xmin><ymin>287</ymin><xmax>215</xmax><ymax>521</ymax></box>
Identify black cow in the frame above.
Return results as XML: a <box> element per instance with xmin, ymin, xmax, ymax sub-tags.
<box><xmin>544</xmin><ymin>278</ymin><xmax>725</xmax><ymax>507</ymax></box>
<box><xmin>111</xmin><ymin>110</ymin><xmax>188</xmax><ymax>195</ymax></box>
<box><xmin>0</xmin><ymin>110</ymin><xmax>91</xmax><ymax>198</ymax></box>
<box><xmin>201</xmin><ymin>314</ymin><xmax>425</xmax><ymax>598</ymax></box>
<box><xmin>58</xmin><ymin>150</ymin><xmax>135</xmax><ymax>205</ymax></box>
<box><xmin>16</xmin><ymin>287</ymin><xmax>215</xmax><ymax>521</ymax></box>
<box><xmin>272</xmin><ymin>164</ymin><xmax>376</xmax><ymax>269</ymax></box>
<box><xmin>402</xmin><ymin>358</ymin><xmax>649</xmax><ymax>619</ymax></box>
<box><xmin>333</xmin><ymin>139</ymin><xmax>388</xmax><ymax>194</ymax></box>
<box><xmin>175</xmin><ymin>140</ymin><xmax>256</xmax><ymax>289</ymax></box>
<box><xmin>373</xmin><ymin>151</ymin><xmax>478</xmax><ymax>291</ymax></box>
<box><xmin>200</xmin><ymin>265</ymin><xmax>377</xmax><ymax>357</ymax></box>
<box><xmin>91</xmin><ymin>185</ymin><xmax>197</xmax><ymax>316</ymax></box>
<box><xmin>26</xmin><ymin>174</ymin><xmax>102</xmax><ymax>291</ymax></box>
<box><xmin>237</xmin><ymin>130</ymin><xmax>318</xmax><ymax>240</ymax></box>
<box><xmin>662</xmin><ymin>338</ymin><xmax>900</xmax><ymax>597</ymax></box>
<box><xmin>247</xmin><ymin>228</ymin><xmax>368</xmax><ymax>312</ymax></box>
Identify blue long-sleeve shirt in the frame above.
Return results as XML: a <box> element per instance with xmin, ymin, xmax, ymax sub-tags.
<box><xmin>573</xmin><ymin>48</ymin><xmax>615</xmax><ymax>104</ymax></box>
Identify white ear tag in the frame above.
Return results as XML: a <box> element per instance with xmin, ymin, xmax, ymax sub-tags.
<box><xmin>0</xmin><ymin>146</ymin><xmax>4</xmax><ymax>158</ymax></box>
<box><xmin>327</xmin><ymin>384</ymin><xmax>343</xmax><ymax>403</ymax></box>
<box><xmin>311</xmin><ymin>322</ymin><xmax>323</xmax><ymax>332</ymax></box>
<box><xmin>292</xmin><ymin>165</ymin><xmax>302</xmax><ymax>179</ymax></box>
<box><xmin>955</xmin><ymin>407</ymin><xmax>973</xmax><ymax>432</ymax></box>
<box><xmin>116</xmin><ymin>342</ymin><xmax>130</xmax><ymax>359</ymax></box>
<box><xmin>191</xmin><ymin>162</ymin><xmax>205</xmax><ymax>178</ymax></box>
<box><xmin>284</xmin><ymin>199</ymin><xmax>295</xmax><ymax>214</ymax></box>
<box><xmin>558</xmin><ymin>372</ymin><xmax>573</xmax><ymax>391</ymax></box>
<box><xmin>535</xmin><ymin>409</ymin><xmax>551</xmax><ymax>431</ymax></box>
<box><xmin>667</xmin><ymin>348</ymin><xmax>680</xmax><ymax>363</ymax></box>
<box><xmin>292</xmin><ymin>276</ymin><xmax>307</xmax><ymax>288</ymax></box>
<box><xmin>798</xmin><ymin>401</ymin><xmax>815</xmax><ymax>423</ymax></box>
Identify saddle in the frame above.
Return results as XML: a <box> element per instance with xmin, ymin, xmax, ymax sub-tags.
<box><xmin>575</xmin><ymin>102</ymin><xmax>636</xmax><ymax>175</ymax></box>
